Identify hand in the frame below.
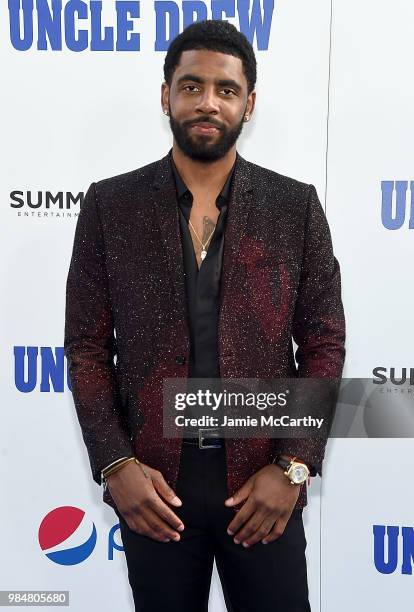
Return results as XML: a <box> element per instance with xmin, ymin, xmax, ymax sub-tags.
<box><xmin>107</xmin><ymin>460</ymin><xmax>185</xmax><ymax>543</ymax></box>
<box><xmin>224</xmin><ymin>464</ymin><xmax>301</xmax><ymax>547</ymax></box>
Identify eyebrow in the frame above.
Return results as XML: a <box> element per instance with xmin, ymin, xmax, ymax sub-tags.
<box><xmin>176</xmin><ymin>73</ymin><xmax>242</xmax><ymax>92</ymax></box>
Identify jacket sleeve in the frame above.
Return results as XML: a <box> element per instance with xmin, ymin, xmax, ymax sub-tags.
<box><xmin>274</xmin><ymin>184</ymin><xmax>346</xmax><ymax>476</ymax></box>
<box><xmin>64</xmin><ymin>182</ymin><xmax>134</xmax><ymax>485</ymax></box>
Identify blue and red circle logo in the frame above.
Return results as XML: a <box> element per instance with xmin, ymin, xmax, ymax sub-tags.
<box><xmin>38</xmin><ymin>506</ymin><xmax>97</xmax><ymax>565</ymax></box>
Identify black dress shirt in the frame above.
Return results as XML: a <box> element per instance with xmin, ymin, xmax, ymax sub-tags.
<box><xmin>170</xmin><ymin>154</ymin><xmax>235</xmax><ymax>437</ymax></box>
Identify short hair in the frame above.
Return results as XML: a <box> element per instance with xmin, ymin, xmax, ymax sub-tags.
<box><xmin>163</xmin><ymin>20</ymin><xmax>257</xmax><ymax>94</ymax></box>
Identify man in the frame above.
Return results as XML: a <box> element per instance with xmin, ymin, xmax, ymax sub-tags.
<box><xmin>64</xmin><ymin>19</ymin><xmax>345</xmax><ymax>612</ymax></box>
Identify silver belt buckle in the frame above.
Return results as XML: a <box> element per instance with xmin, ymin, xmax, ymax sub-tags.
<box><xmin>198</xmin><ymin>428</ymin><xmax>221</xmax><ymax>449</ymax></box>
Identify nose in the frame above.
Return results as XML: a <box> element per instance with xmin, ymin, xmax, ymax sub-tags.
<box><xmin>195</xmin><ymin>87</ymin><xmax>220</xmax><ymax>115</ymax></box>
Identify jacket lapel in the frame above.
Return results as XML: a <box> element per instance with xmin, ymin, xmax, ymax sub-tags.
<box><xmin>151</xmin><ymin>151</ymin><xmax>188</xmax><ymax>322</ymax></box>
<box><xmin>219</xmin><ymin>153</ymin><xmax>254</xmax><ymax>310</ymax></box>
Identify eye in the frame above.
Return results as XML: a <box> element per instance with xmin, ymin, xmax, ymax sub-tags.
<box><xmin>183</xmin><ymin>84</ymin><xmax>200</xmax><ymax>93</ymax></box>
<box><xmin>220</xmin><ymin>88</ymin><xmax>236</xmax><ymax>96</ymax></box>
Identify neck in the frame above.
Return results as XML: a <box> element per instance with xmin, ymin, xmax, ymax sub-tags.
<box><xmin>171</xmin><ymin>142</ymin><xmax>236</xmax><ymax>197</ymax></box>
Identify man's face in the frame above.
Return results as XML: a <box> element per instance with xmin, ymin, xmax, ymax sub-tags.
<box><xmin>161</xmin><ymin>50</ymin><xmax>255</xmax><ymax>162</ymax></box>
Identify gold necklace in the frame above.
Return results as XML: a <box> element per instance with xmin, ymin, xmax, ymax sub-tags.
<box><xmin>188</xmin><ymin>218</ymin><xmax>216</xmax><ymax>261</ymax></box>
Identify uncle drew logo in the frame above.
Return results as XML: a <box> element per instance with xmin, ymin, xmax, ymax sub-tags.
<box><xmin>373</xmin><ymin>525</ymin><xmax>414</xmax><ymax>575</ymax></box>
<box><xmin>7</xmin><ymin>0</ymin><xmax>275</xmax><ymax>52</ymax></box>
<box><xmin>381</xmin><ymin>181</ymin><xmax>414</xmax><ymax>230</ymax></box>
<box><xmin>14</xmin><ymin>346</ymin><xmax>71</xmax><ymax>391</ymax></box>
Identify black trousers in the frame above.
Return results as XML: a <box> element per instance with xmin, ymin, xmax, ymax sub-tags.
<box><xmin>115</xmin><ymin>443</ymin><xmax>311</xmax><ymax>612</ymax></box>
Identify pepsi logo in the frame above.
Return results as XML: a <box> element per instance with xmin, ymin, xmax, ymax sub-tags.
<box><xmin>38</xmin><ymin>506</ymin><xmax>97</xmax><ymax>565</ymax></box>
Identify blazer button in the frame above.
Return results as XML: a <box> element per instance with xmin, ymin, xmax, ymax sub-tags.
<box><xmin>175</xmin><ymin>355</ymin><xmax>186</xmax><ymax>365</ymax></box>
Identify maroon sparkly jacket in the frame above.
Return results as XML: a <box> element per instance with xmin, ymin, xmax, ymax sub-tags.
<box><xmin>64</xmin><ymin>151</ymin><xmax>346</xmax><ymax>511</ymax></box>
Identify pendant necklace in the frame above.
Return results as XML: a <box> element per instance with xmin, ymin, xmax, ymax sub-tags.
<box><xmin>188</xmin><ymin>218</ymin><xmax>216</xmax><ymax>261</ymax></box>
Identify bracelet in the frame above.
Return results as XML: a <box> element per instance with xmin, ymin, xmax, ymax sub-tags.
<box><xmin>102</xmin><ymin>456</ymin><xmax>137</xmax><ymax>479</ymax></box>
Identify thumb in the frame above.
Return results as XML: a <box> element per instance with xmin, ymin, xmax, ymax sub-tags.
<box><xmin>151</xmin><ymin>470</ymin><xmax>182</xmax><ymax>507</ymax></box>
<box><xmin>224</xmin><ymin>478</ymin><xmax>253</xmax><ymax>506</ymax></box>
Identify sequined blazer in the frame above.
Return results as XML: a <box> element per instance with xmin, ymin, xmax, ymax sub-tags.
<box><xmin>64</xmin><ymin>150</ymin><xmax>346</xmax><ymax>511</ymax></box>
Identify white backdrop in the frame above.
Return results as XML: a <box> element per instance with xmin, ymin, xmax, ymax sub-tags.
<box><xmin>1</xmin><ymin>1</ymin><xmax>412</xmax><ymax>610</ymax></box>
<box><xmin>321</xmin><ymin>1</ymin><xmax>414</xmax><ymax>609</ymax></box>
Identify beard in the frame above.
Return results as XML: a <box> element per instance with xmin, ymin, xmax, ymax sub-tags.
<box><xmin>168</xmin><ymin>106</ymin><xmax>245</xmax><ymax>162</ymax></box>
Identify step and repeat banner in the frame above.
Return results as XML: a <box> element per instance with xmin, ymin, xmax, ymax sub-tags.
<box><xmin>0</xmin><ymin>1</ymin><xmax>412</xmax><ymax>611</ymax></box>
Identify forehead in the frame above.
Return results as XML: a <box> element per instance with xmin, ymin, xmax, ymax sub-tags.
<box><xmin>172</xmin><ymin>49</ymin><xmax>246</xmax><ymax>86</ymax></box>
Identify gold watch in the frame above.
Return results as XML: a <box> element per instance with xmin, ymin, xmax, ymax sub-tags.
<box><xmin>272</xmin><ymin>455</ymin><xmax>310</xmax><ymax>485</ymax></box>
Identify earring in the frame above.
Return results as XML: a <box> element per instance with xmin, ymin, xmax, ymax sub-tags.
<box><xmin>244</xmin><ymin>115</ymin><xmax>249</xmax><ymax>122</ymax></box>
<box><xmin>163</xmin><ymin>109</ymin><xmax>169</xmax><ymax>116</ymax></box>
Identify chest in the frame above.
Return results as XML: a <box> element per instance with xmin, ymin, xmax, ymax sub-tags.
<box><xmin>188</xmin><ymin>204</ymin><xmax>221</xmax><ymax>269</ymax></box>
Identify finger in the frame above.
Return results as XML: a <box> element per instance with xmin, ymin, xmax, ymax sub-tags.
<box><xmin>226</xmin><ymin>497</ymin><xmax>255</xmax><ymax>536</ymax></box>
<box><xmin>135</xmin><ymin>505</ymin><xmax>182</xmax><ymax>542</ymax></box>
<box><xmin>262</xmin><ymin>515</ymin><xmax>289</xmax><ymax>544</ymax></box>
<box><xmin>126</xmin><ymin>514</ymin><xmax>170</xmax><ymax>543</ymax></box>
<box><xmin>242</xmin><ymin>515</ymin><xmax>277</xmax><ymax>548</ymax></box>
<box><xmin>225</xmin><ymin>478</ymin><xmax>254</xmax><ymax>507</ymax></box>
<box><xmin>146</xmin><ymin>493</ymin><xmax>185</xmax><ymax>532</ymax></box>
<box><xmin>151</xmin><ymin>470</ymin><xmax>182</xmax><ymax>507</ymax></box>
<box><xmin>232</xmin><ymin>510</ymin><xmax>268</xmax><ymax>546</ymax></box>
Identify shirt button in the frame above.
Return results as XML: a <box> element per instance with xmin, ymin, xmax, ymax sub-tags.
<box><xmin>175</xmin><ymin>355</ymin><xmax>186</xmax><ymax>365</ymax></box>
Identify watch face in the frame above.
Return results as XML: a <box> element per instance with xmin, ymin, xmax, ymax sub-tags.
<box><xmin>290</xmin><ymin>464</ymin><xmax>308</xmax><ymax>484</ymax></box>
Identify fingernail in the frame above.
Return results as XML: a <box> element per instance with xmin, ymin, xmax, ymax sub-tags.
<box><xmin>225</xmin><ymin>497</ymin><xmax>233</xmax><ymax>505</ymax></box>
<box><xmin>177</xmin><ymin>524</ymin><xmax>184</xmax><ymax>531</ymax></box>
<box><xmin>172</xmin><ymin>534</ymin><xmax>180</xmax><ymax>541</ymax></box>
<box><xmin>163</xmin><ymin>538</ymin><xmax>170</xmax><ymax>542</ymax></box>
<box><xmin>242</xmin><ymin>542</ymin><xmax>249</xmax><ymax>548</ymax></box>
<box><xmin>172</xmin><ymin>496</ymin><xmax>182</xmax><ymax>506</ymax></box>
<box><xmin>227</xmin><ymin>529</ymin><xmax>234</xmax><ymax>535</ymax></box>
<box><xmin>234</xmin><ymin>538</ymin><xmax>240</xmax><ymax>544</ymax></box>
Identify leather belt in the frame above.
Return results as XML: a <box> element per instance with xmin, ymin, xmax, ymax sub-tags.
<box><xmin>182</xmin><ymin>428</ymin><xmax>224</xmax><ymax>449</ymax></box>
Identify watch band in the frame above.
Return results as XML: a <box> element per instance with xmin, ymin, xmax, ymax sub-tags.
<box><xmin>272</xmin><ymin>454</ymin><xmax>297</xmax><ymax>471</ymax></box>
<box><xmin>272</xmin><ymin>454</ymin><xmax>309</xmax><ymax>468</ymax></box>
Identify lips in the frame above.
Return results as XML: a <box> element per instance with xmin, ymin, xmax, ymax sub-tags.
<box><xmin>189</xmin><ymin>121</ymin><xmax>221</xmax><ymax>134</ymax></box>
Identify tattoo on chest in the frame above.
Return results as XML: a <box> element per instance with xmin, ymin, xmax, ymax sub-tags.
<box><xmin>189</xmin><ymin>215</ymin><xmax>217</xmax><ymax>267</ymax></box>
<box><xmin>202</xmin><ymin>216</ymin><xmax>216</xmax><ymax>243</ymax></box>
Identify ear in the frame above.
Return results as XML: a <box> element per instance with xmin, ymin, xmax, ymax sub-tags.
<box><xmin>161</xmin><ymin>82</ymin><xmax>170</xmax><ymax>114</ymax></box>
<box><xmin>244</xmin><ymin>90</ymin><xmax>256</xmax><ymax>121</ymax></box>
